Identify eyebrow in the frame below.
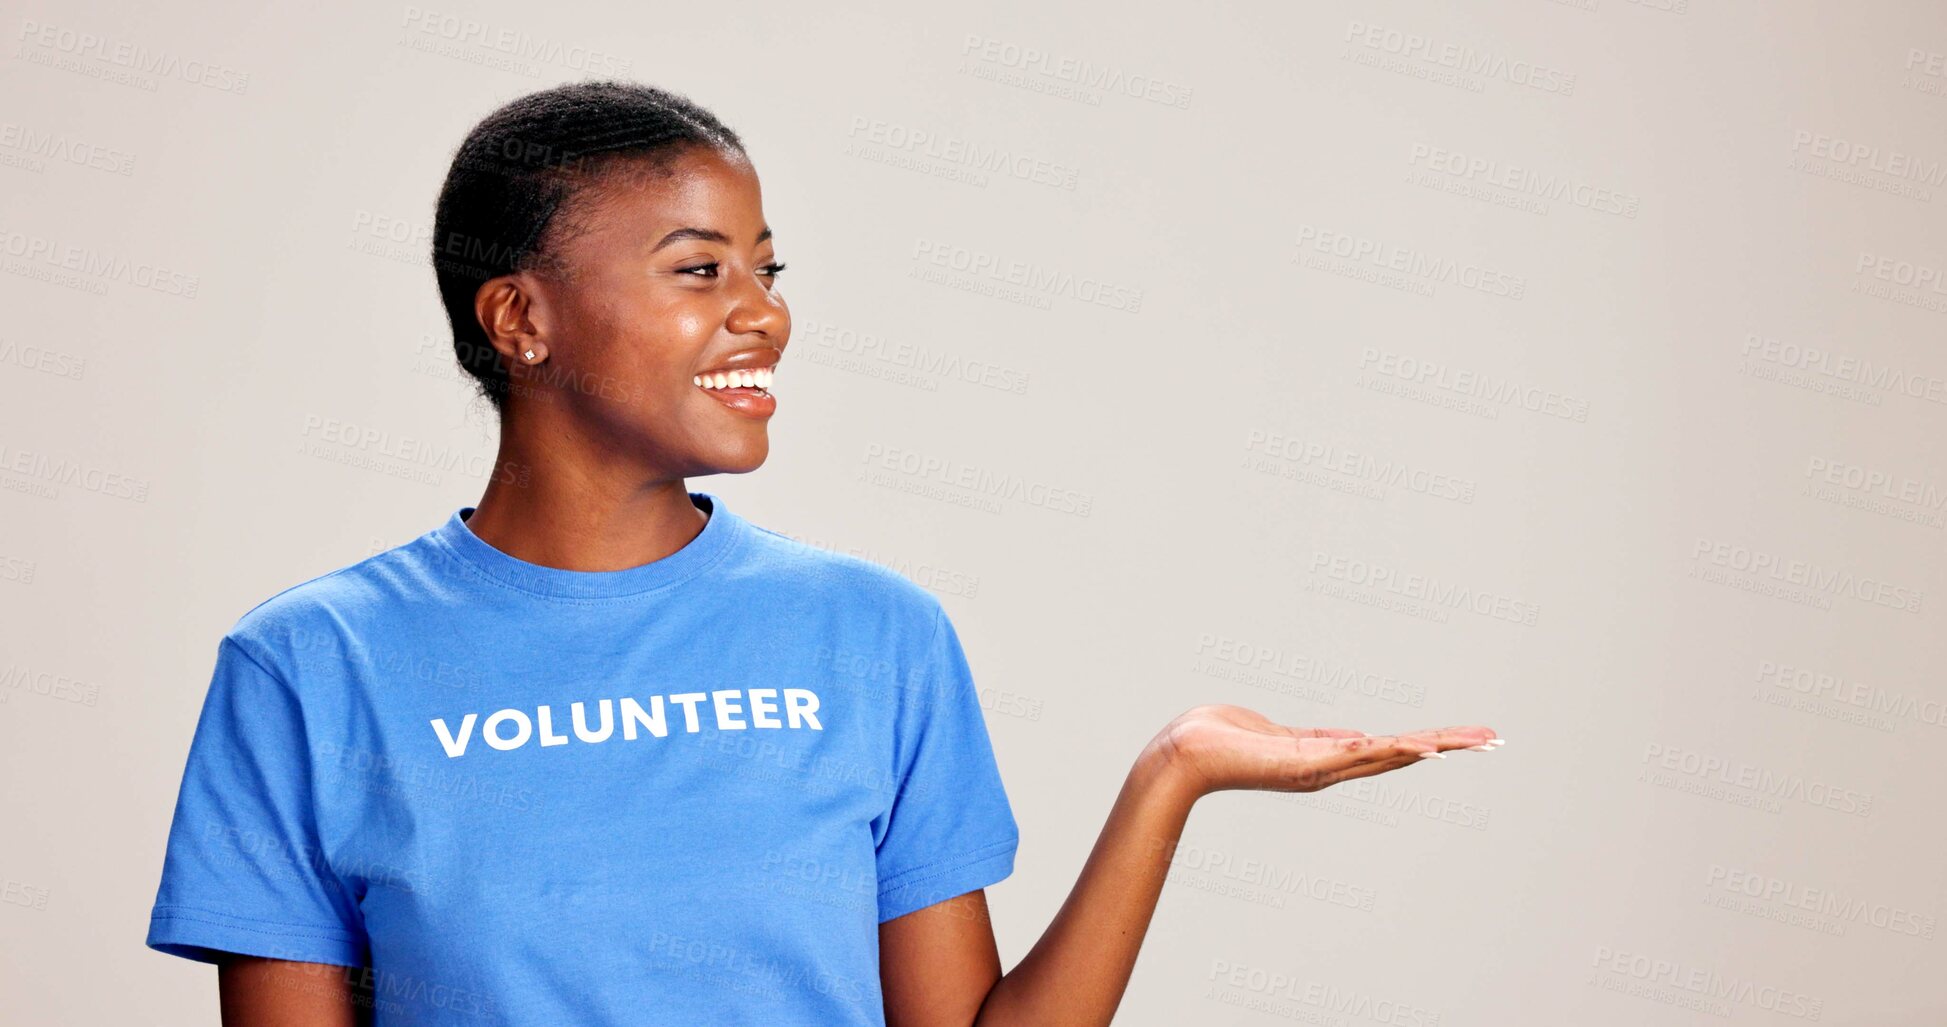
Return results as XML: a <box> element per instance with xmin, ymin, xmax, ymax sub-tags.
<box><xmin>649</xmin><ymin>225</ymin><xmax>772</xmax><ymax>252</ymax></box>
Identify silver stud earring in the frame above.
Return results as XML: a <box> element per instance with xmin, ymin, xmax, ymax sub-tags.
<box><xmin>523</xmin><ymin>349</ymin><xmax>536</xmax><ymax>361</ymax></box>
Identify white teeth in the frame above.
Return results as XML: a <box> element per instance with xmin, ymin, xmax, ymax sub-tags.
<box><xmin>693</xmin><ymin>367</ymin><xmax>777</xmax><ymax>390</ymax></box>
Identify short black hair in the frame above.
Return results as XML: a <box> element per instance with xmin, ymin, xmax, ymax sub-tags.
<box><xmin>430</xmin><ymin>80</ymin><xmax>746</xmax><ymax>414</ymax></box>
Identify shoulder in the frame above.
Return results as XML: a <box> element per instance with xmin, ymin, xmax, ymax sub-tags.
<box><xmin>733</xmin><ymin>518</ymin><xmax>947</xmax><ymax>629</ymax></box>
<box><xmin>220</xmin><ymin>532</ymin><xmax>444</xmax><ymax>668</ymax></box>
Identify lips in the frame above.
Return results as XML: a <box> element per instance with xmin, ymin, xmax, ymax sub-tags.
<box><xmin>693</xmin><ymin>347</ymin><xmax>781</xmax><ymax>418</ymax></box>
<box><xmin>694</xmin><ymin>347</ymin><xmax>781</xmax><ymax>378</ymax></box>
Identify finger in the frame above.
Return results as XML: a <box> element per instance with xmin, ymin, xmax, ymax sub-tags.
<box><xmin>1258</xmin><ymin>732</ymin><xmax>1468</xmax><ymax>791</ymax></box>
<box><xmin>1293</xmin><ymin>727</ymin><xmax>1367</xmax><ymax>739</ymax></box>
<box><xmin>1394</xmin><ymin>725</ymin><xmax>1499</xmax><ymax>754</ymax></box>
<box><xmin>1323</xmin><ymin>735</ymin><xmax>1490</xmax><ymax>785</ymax></box>
<box><xmin>1269</xmin><ymin>731</ymin><xmax>1496</xmax><ymax>792</ymax></box>
<box><xmin>1320</xmin><ymin>734</ymin><xmax>1436</xmax><ymax>770</ymax></box>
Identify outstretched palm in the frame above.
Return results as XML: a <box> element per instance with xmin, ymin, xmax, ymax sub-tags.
<box><xmin>1153</xmin><ymin>704</ymin><xmax>1500</xmax><ymax>797</ymax></box>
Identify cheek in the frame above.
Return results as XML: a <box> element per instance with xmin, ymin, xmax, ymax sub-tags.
<box><xmin>667</xmin><ymin>305</ymin><xmax>713</xmax><ymax>347</ymax></box>
<box><xmin>640</xmin><ymin>300</ymin><xmax>716</xmax><ymax>374</ymax></box>
<box><xmin>597</xmin><ymin>297</ymin><xmax>716</xmax><ymax>401</ymax></box>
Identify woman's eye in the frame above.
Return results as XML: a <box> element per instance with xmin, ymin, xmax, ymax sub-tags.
<box><xmin>675</xmin><ymin>262</ymin><xmax>785</xmax><ymax>279</ymax></box>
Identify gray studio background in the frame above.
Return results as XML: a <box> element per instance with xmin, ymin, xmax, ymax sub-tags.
<box><xmin>4</xmin><ymin>1</ymin><xmax>1945</xmax><ymax>1023</ymax></box>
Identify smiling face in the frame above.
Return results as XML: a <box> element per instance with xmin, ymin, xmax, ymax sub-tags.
<box><xmin>484</xmin><ymin>144</ymin><xmax>791</xmax><ymax>478</ymax></box>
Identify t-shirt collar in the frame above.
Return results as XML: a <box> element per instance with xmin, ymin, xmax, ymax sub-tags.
<box><xmin>430</xmin><ymin>490</ymin><xmax>745</xmax><ymax>600</ymax></box>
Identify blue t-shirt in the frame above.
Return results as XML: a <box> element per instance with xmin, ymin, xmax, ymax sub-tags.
<box><xmin>145</xmin><ymin>491</ymin><xmax>1019</xmax><ymax>1025</ymax></box>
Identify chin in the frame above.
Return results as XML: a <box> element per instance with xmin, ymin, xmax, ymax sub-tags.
<box><xmin>697</xmin><ymin>439</ymin><xmax>770</xmax><ymax>476</ymax></box>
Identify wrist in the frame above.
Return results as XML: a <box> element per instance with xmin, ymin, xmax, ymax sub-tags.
<box><xmin>1132</xmin><ymin>738</ymin><xmax>1207</xmax><ymax>810</ymax></box>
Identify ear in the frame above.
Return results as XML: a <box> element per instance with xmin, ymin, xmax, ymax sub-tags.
<box><xmin>475</xmin><ymin>272</ymin><xmax>549</xmax><ymax>368</ymax></box>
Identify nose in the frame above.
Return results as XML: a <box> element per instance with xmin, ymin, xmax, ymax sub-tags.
<box><xmin>725</xmin><ymin>266</ymin><xmax>789</xmax><ymax>343</ymax></box>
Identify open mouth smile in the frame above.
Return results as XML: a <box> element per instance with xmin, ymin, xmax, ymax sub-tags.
<box><xmin>692</xmin><ymin>359</ymin><xmax>778</xmax><ymax>418</ymax></box>
<box><xmin>692</xmin><ymin>367</ymin><xmax>774</xmax><ymax>394</ymax></box>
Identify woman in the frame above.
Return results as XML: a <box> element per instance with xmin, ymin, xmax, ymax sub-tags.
<box><xmin>145</xmin><ymin>81</ymin><xmax>1499</xmax><ymax>1025</ymax></box>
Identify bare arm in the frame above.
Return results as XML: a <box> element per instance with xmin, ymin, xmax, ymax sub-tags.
<box><xmin>879</xmin><ymin>754</ymin><xmax>1184</xmax><ymax>1027</ymax></box>
<box><xmin>966</xmin><ymin>738</ymin><xmax>1196</xmax><ymax>1026</ymax></box>
<box><xmin>880</xmin><ymin>889</ymin><xmax>1006</xmax><ymax>1025</ymax></box>
<box><xmin>216</xmin><ymin>955</ymin><xmax>371</xmax><ymax>1026</ymax></box>
<box><xmin>880</xmin><ymin>704</ymin><xmax>1499</xmax><ymax>1026</ymax></box>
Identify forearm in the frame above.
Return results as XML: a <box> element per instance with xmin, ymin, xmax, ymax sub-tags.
<box><xmin>973</xmin><ymin>745</ymin><xmax>1200</xmax><ymax>1027</ymax></box>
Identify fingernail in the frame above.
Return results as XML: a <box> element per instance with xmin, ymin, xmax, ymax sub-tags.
<box><xmin>1484</xmin><ymin>739</ymin><xmax>1505</xmax><ymax>747</ymax></box>
<box><xmin>1417</xmin><ymin>750</ymin><xmax>1446</xmax><ymax>759</ymax></box>
<box><xmin>1466</xmin><ymin>744</ymin><xmax>1494</xmax><ymax>751</ymax></box>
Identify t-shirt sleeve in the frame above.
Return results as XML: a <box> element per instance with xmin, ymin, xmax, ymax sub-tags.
<box><xmin>145</xmin><ymin>636</ymin><xmax>370</xmax><ymax>967</ymax></box>
<box><xmin>872</xmin><ymin>603</ymin><xmax>1021</xmax><ymax>923</ymax></box>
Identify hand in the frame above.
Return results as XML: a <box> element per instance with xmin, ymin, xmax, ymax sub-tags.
<box><xmin>1147</xmin><ymin>704</ymin><xmax>1500</xmax><ymax>799</ymax></box>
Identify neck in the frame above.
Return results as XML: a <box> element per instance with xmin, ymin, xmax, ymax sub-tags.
<box><xmin>463</xmin><ymin>410</ymin><xmax>709</xmax><ymax>573</ymax></box>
